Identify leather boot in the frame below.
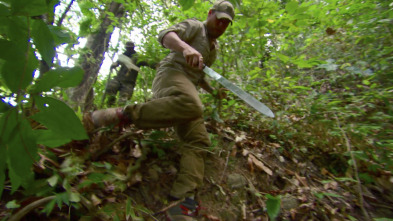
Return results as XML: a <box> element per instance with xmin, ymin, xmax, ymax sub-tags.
<box><xmin>91</xmin><ymin>107</ymin><xmax>131</xmax><ymax>128</ymax></box>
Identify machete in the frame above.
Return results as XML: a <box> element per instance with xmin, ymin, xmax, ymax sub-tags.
<box><xmin>203</xmin><ymin>65</ymin><xmax>275</xmax><ymax>118</ymax></box>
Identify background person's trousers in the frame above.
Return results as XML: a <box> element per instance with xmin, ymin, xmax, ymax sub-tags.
<box><xmin>123</xmin><ymin>67</ymin><xmax>211</xmax><ymax>198</ymax></box>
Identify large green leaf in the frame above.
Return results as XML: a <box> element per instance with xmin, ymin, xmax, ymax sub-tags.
<box><xmin>0</xmin><ymin>166</ymin><xmax>4</xmax><ymax>198</ymax></box>
<box><xmin>34</xmin><ymin>129</ymin><xmax>71</xmax><ymax>148</ymax></box>
<box><xmin>31</xmin><ymin>19</ymin><xmax>55</xmax><ymax>66</ymax></box>
<box><xmin>0</xmin><ymin>38</ymin><xmax>39</xmax><ymax>93</ymax></box>
<box><xmin>31</xmin><ymin>96</ymin><xmax>88</xmax><ymax>141</ymax></box>
<box><xmin>8</xmin><ymin>167</ymin><xmax>22</xmax><ymax>193</ymax></box>
<box><xmin>2</xmin><ymin>16</ymin><xmax>29</xmax><ymax>46</ymax></box>
<box><xmin>266</xmin><ymin>194</ymin><xmax>281</xmax><ymax>220</ymax></box>
<box><xmin>0</xmin><ymin>100</ymin><xmax>11</xmax><ymax>113</ymax></box>
<box><xmin>11</xmin><ymin>0</ymin><xmax>47</xmax><ymax>16</ymax></box>
<box><xmin>0</xmin><ymin>3</ymin><xmax>11</xmax><ymax>16</ymax></box>
<box><xmin>0</xmin><ymin>108</ymin><xmax>19</xmax><ymax>145</ymax></box>
<box><xmin>0</xmin><ymin>39</ymin><xmax>19</xmax><ymax>61</ymax></box>
<box><xmin>0</xmin><ymin>112</ymin><xmax>7</xmax><ymax>198</ymax></box>
<box><xmin>31</xmin><ymin>66</ymin><xmax>84</xmax><ymax>93</ymax></box>
<box><xmin>1</xmin><ymin>48</ymin><xmax>38</xmax><ymax>93</ymax></box>
<box><xmin>1</xmin><ymin>108</ymin><xmax>38</xmax><ymax>194</ymax></box>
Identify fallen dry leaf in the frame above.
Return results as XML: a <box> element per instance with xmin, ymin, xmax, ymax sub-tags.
<box><xmin>248</xmin><ymin>154</ymin><xmax>273</xmax><ymax>176</ymax></box>
<box><xmin>295</xmin><ymin>173</ymin><xmax>309</xmax><ymax>187</ymax></box>
<box><xmin>235</xmin><ymin>133</ymin><xmax>246</xmax><ymax>143</ymax></box>
<box><xmin>324</xmin><ymin>181</ymin><xmax>338</xmax><ymax>190</ymax></box>
<box><xmin>131</xmin><ymin>144</ymin><xmax>142</xmax><ymax>158</ymax></box>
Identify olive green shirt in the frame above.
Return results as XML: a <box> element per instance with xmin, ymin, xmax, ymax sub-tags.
<box><xmin>157</xmin><ymin>18</ymin><xmax>218</xmax><ymax>85</ymax></box>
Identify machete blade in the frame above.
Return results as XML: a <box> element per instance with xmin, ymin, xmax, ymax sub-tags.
<box><xmin>203</xmin><ymin>66</ymin><xmax>274</xmax><ymax>118</ymax></box>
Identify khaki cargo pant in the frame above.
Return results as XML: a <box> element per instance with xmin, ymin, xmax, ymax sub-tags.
<box><xmin>123</xmin><ymin>67</ymin><xmax>211</xmax><ymax>198</ymax></box>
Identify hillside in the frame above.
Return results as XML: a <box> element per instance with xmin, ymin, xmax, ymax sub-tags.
<box><xmin>1</xmin><ymin>116</ymin><xmax>392</xmax><ymax>220</ymax></box>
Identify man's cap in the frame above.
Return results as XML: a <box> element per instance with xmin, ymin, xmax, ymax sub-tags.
<box><xmin>211</xmin><ymin>0</ymin><xmax>235</xmax><ymax>22</ymax></box>
<box><xmin>125</xmin><ymin>41</ymin><xmax>135</xmax><ymax>48</ymax></box>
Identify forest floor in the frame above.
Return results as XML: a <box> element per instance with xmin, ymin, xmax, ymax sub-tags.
<box><xmin>1</xmin><ymin>117</ymin><xmax>393</xmax><ymax>221</ymax></box>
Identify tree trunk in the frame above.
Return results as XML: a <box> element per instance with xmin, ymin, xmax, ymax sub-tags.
<box><xmin>69</xmin><ymin>2</ymin><xmax>125</xmax><ymax>111</ymax></box>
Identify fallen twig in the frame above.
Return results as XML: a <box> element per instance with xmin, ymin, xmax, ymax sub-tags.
<box><xmin>92</xmin><ymin>131</ymin><xmax>136</xmax><ymax>160</ymax></box>
<box><xmin>8</xmin><ymin>196</ymin><xmax>55</xmax><ymax>221</ymax></box>
<box><xmin>153</xmin><ymin>199</ymin><xmax>183</xmax><ymax>216</ymax></box>
<box><xmin>219</xmin><ymin>146</ymin><xmax>232</xmax><ymax>184</ymax></box>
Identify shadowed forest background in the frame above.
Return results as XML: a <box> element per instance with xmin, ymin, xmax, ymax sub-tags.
<box><xmin>0</xmin><ymin>0</ymin><xmax>392</xmax><ymax>220</ymax></box>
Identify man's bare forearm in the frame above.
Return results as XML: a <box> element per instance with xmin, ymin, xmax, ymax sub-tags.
<box><xmin>162</xmin><ymin>32</ymin><xmax>190</xmax><ymax>53</ymax></box>
<box><xmin>162</xmin><ymin>32</ymin><xmax>204</xmax><ymax>69</ymax></box>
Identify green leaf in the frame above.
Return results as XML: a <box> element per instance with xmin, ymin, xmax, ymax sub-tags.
<box><xmin>285</xmin><ymin>1</ymin><xmax>298</xmax><ymax>14</ymax></box>
<box><xmin>0</xmin><ymin>3</ymin><xmax>11</xmax><ymax>16</ymax></box>
<box><xmin>0</xmin><ymin>100</ymin><xmax>12</xmax><ymax>113</ymax></box>
<box><xmin>0</xmin><ymin>39</ymin><xmax>17</xmax><ymax>60</ymax></box>
<box><xmin>126</xmin><ymin>197</ymin><xmax>132</xmax><ymax>220</ymax></box>
<box><xmin>58</xmin><ymin>192</ymin><xmax>70</xmax><ymax>206</ymax></box>
<box><xmin>31</xmin><ymin>19</ymin><xmax>55</xmax><ymax>66</ymax></box>
<box><xmin>148</xmin><ymin>130</ymin><xmax>167</xmax><ymax>140</ymax></box>
<box><xmin>47</xmin><ymin>175</ymin><xmax>59</xmax><ymax>187</ymax></box>
<box><xmin>34</xmin><ymin>129</ymin><xmax>71</xmax><ymax>148</ymax></box>
<box><xmin>314</xmin><ymin>192</ymin><xmax>343</xmax><ymax>199</ymax></box>
<box><xmin>0</xmin><ymin>40</ymin><xmax>38</xmax><ymax>93</ymax></box>
<box><xmin>0</xmin><ymin>143</ymin><xmax>5</xmax><ymax>199</ymax></box>
<box><xmin>126</xmin><ymin>197</ymin><xmax>138</xmax><ymax>220</ymax></box>
<box><xmin>6</xmin><ymin>200</ymin><xmax>21</xmax><ymax>209</ymax></box>
<box><xmin>69</xmin><ymin>191</ymin><xmax>80</xmax><ymax>202</ymax></box>
<box><xmin>322</xmin><ymin>192</ymin><xmax>343</xmax><ymax>198</ymax></box>
<box><xmin>314</xmin><ymin>192</ymin><xmax>324</xmax><ymax>199</ymax></box>
<box><xmin>31</xmin><ymin>66</ymin><xmax>84</xmax><ymax>93</ymax></box>
<box><xmin>0</xmin><ymin>110</ymin><xmax>18</xmax><ymax>196</ymax></box>
<box><xmin>49</xmin><ymin>26</ymin><xmax>73</xmax><ymax>46</ymax></box>
<box><xmin>8</xmin><ymin>166</ymin><xmax>25</xmax><ymax>194</ymax></box>
<box><xmin>79</xmin><ymin>18</ymin><xmax>93</xmax><ymax>37</ymax></box>
<box><xmin>0</xmin><ymin>16</ymin><xmax>29</xmax><ymax>46</ymax></box>
<box><xmin>359</xmin><ymin>173</ymin><xmax>374</xmax><ymax>184</ymax></box>
<box><xmin>31</xmin><ymin>96</ymin><xmax>88</xmax><ymax>141</ymax></box>
<box><xmin>266</xmin><ymin>194</ymin><xmax>281</xmax><ymax>220</ymax></box>
<box><xmin>276</xmin><ymin>53</ymin><xmax>290</xmax><ymax>63</ymax></box>
<box><xmin>179</xmin><ymin>0</ymin><xmax>194</xmax><ymax>11</ymax></box>
<box><xmin>42</xmin><ymin>197</ymin><xmax>56</xmax><ymax>216</ymax></box>
<box><xmin>87</xmin><ymin>173</ymin><xmax>107</xmax><ymax>183</ymax></box>
<box><xmin>1</xmin><ymin>109</ymin><xmax>38</xmax><ymax>193</ymax></box>
<box><xmin>92</xmin><ymin>162</ymin><xmax>112</xmax><ymax>169</ymax></box>
<box><xmin>11</xmin><ymin>0</ymin><xmax>47</xmax><ymax>16</ymax></box>
<box><xmin>292</xmin><ymin>86</ymin><xmax>311</xmax><ymax>90</ymax></box>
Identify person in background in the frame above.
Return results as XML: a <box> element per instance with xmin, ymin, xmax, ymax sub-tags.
<box><xmin>92</xmin><ymin>1</ymin><xmax>235</xmax><ymax>220</ymax></box>
<box><xmin>105</xmin><ymin>41</ymin><xmax>154</xmax><ymax>106</ymax></box>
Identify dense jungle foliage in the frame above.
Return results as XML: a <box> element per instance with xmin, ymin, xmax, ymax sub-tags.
<box><xmin>0</xmin><ymin>0</ymin><xmax>392</xmax><ymax>220</ymax></box>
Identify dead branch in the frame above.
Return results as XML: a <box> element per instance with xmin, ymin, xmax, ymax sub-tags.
<box><xmin>8</xmin><ymin>196</ymin><xmax>55</xmax><ymax>221</ymax></box>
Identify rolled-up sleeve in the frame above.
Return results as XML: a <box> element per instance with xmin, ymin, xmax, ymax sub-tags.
<box><xmin>157</xmin><ymin>19</ymin><xmax>201</xmax><ymax>47</ymax></box>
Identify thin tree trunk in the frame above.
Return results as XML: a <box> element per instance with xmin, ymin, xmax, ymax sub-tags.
<box><xmin>69</xmin><ymin>2</ymin><xmax>125</xmax><ymax>111</ymax></box>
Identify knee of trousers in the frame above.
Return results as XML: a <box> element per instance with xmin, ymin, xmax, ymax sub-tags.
<box><xmin>176</xmin><ymin>118</ymin><xmax>211</xmax><ymax>148</ymax></box>
<box><xmin>177</xmin><ymin>95</ymin><xmax>204</xmax><ymax>119</ymax></box>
